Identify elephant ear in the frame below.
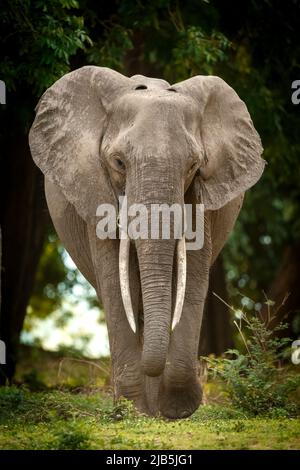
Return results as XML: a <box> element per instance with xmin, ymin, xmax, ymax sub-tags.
<box><xmin>29</xmin><ymin>66</ymin><xmax>132</xmax><ymax>222</ymax></box>
<box><xmin>174</xmin><ymin>76</ymin><xmax>265</xmax><ymax>210</ymax></box>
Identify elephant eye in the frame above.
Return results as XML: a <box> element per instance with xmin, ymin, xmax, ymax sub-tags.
<box><xmin>114</xmin><ymin>157</ymin><xmax>126</xmax><ymax>172</ymax></box>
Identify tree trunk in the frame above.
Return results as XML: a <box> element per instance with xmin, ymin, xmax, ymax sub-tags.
<box><xmin>199</xmin><ymin>255</ymin><xmax>233</xmax><ymax>356</ymax></box>
<box><xmin>261</xmin><ymin>244</ymin><xmax>300</xmax><ymax>337</ymax></box>
<box><xmin>0</xmin><ymin>134</ymin><xmax>48</xmax><ymax>383</ymax></box>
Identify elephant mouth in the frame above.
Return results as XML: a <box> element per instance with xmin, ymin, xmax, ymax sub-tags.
<box><xmin>119</xmin><ymin>236</ymin><xmax>186</xmax><ymax>337</ymax></box>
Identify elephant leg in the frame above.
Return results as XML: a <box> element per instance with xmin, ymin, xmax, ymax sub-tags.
<box><xmin>87</xmin><ymin>229</ymin><xmax>148</xmax><ymax>413</ymax></box>
<box><xmin>159</xmin><ymin>229</ymin><xmax>212</xmax><ymax>419</ymax></box>
<box><xmin>45</xmin><ymin>179</ymin><xmax>97</xmax><ymax>289</ymax></box>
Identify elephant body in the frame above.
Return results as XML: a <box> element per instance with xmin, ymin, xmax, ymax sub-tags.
<box><xmin>30</xmin><ymin>67</ymin><xmax>264</xmax><ymax>418</ymax></box>
<box><xmin>45</xmin><ymin>177</ymin><xmax>243</xmax><ymax>417</ymax></box>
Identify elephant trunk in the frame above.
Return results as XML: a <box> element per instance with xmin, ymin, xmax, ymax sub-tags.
<box><xmin>119</xmin><ymin>159</ymin><xmax>186</xmax><ymax>377</ymax></box>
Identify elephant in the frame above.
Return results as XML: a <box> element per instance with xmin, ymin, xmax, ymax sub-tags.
<box><xmin>29</xmin><ymin>66</ymin><xmax>265</xmax><ymax>419</ymax></box>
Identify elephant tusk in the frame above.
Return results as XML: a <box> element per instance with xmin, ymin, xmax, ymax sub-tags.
<box><xmin>119</xmin><ymin>235</ymin><xmax>137</xmax><ymax>333</ymax></box>
<box><xmin>171</xmin><ymin>236</ymin><xmax>187</xmax><ymax>331</ymax></box>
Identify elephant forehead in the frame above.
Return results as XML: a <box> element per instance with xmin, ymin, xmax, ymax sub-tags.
<box><xmin>110</xmin><ymin>91</ymin><xmax>199</xmax><ymax>131</ymax></box>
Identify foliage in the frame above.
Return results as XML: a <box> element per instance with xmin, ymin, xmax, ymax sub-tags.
<box><xmin>87</xmin><ymin>23</ymin><xmax>133</xmax><ymax>72</ymax></box>
<box><xmin>109</xmin><ymin>397</ymin><xmax>138</xmax><ymax>421</ymax></box>
<box><xmin>0</xmin><ymin>0</ymin><xmax>92</xmax><ymax>96</ymax></box>
<box><xmin>205</xmin><ymin>298</ymin><xmax>300</xmax><ymax>416</ymax></box>
<box><xmin>171</xmin><ymin>27</ymin><xmax>231</xmax><ymax>80</ymax></box>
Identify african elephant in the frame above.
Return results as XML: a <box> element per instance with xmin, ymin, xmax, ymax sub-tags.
<box><xmin>29</xmin><ymin>66</ymin><xmax>264</xmax><ymax>419</ymax></box>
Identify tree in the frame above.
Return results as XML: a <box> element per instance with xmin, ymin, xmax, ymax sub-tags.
<box><xmin>213</xmin><ymin>0</ymin><xmax>300</xmax><ymax>334</ymax></box>
<box><xmin>0</xmin><ymin>0</ymin><xmax>92</xmax><ymax>382</ymax></box>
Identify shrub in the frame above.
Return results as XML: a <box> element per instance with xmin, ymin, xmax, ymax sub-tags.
<box><xmin>205</xmin><ymin>295</ymin><xmax>300</xmax><ymax>416</ymax></box>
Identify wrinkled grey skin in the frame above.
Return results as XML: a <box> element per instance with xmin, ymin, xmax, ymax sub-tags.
<box><xmin>29</xmin><ymin>66</ymin><xmax>264</xmax><ymax>419</ymax></box>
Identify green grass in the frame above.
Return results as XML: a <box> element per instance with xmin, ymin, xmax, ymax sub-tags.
<box><xmin>0</xmin><ymin>386</ymin><xmax>299</xmax><ymax>450</ymax></box>
<box><xmin>0</xmin><ymin>346</ymin><xmax>299</xmax><ymax>450</ymax></box>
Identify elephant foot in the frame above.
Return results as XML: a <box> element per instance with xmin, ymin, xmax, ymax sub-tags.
<box><xmin>114</xmin><ymin>385</ymin><xmax>149</xmax><ymax>416</ymax></box>
<box><xmin>113</xmin><ymin>361</ymin><xmax>149</xmax><ymax>415</ymax></box>
<box><xmin>158</xmin><ymin>377</ymin><xmax>202</xmax><ymax>419</ymax></box>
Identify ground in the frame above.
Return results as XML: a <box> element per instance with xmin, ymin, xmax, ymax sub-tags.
<box><xmin>0</xmin><ymin>346</ymin><xmax>299</xmax><ymax>450</ymax></box>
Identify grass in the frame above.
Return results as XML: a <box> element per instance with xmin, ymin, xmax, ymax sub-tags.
<box><xmin>0</xmin><ymin>387</ymin><xmax>299</xmax><ymax>450</ymax></box>
<box><xmin>0</xmin><ymin>345</ymin><xmax>299</xmax><ymax>450</ymax></box>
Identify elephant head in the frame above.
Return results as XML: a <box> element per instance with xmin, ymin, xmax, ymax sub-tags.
<box><xmin>29</xmin><ymin>66</ymin><xmax>264</xmax><ymax>383</ymax></box>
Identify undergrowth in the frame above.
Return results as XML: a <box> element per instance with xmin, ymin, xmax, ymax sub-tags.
<box><xmin>205</xmin><ymin>293</ymin><xmax>300</xmax><ymax>417</ymax></box>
